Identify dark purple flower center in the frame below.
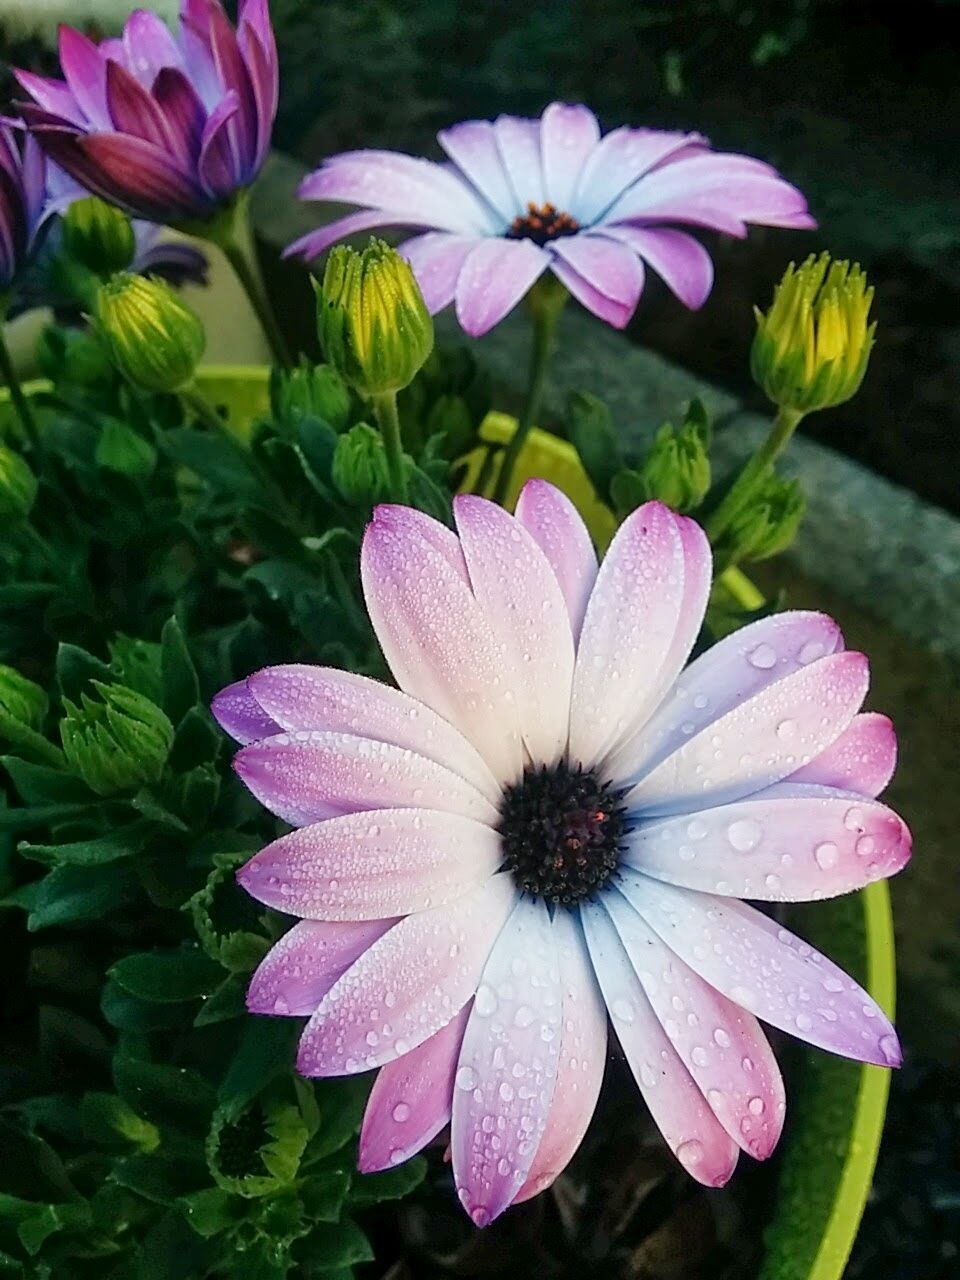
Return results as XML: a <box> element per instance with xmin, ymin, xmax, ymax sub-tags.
<box><xmin>507</xmin><ymin>201</ymin><xmax>581</xmax><ymax>246</ymax></box>
<box><xmin>497</xmin><ymin>761</ymin><xmax>628</xmax><ymax>906</ymax></box>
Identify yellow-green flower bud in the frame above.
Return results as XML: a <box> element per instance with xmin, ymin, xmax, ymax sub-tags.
<box><xmin>0</xmin><ymin>664</ymin><xmax>47</xmax><ymax>733</ymax></box>
<box><xmin>751</xmin><ymin>252</ymin><xmax>876</xmax><ymax>414</ymax></box>
<box><xmin>316</xmin><ymin>239</ymin><xmax>433</xmax><ymax>397</ymax></box>
<box><xmin>0</xmin><ymin>443</ymin><xmax>38</xmax><ymax>520</ymax></box>
<box><xmin>62</xmin><ymin>197</ymin><xmax>135</xmax><ymax>276</ymax></box>
<box><xmin>639</xmin><ymin>410</ymin><xmax>712</xmax><ymax>513</ymax></box>
<box><xmin>725</xmin><ymin>473</ymin><xmax>806</xmax><ymax>563</ymax></box>
<box><xmin>275</xmin><ymin>360</ymin><xmax>351</xmax><ymax>430</ymax></box>
<box><xmin>96</xmin><ymin>273</ymin><xmax>205</xmax><ymax>393</ymax></box>
<box><xmin>60</xmin><ymin>681</ymin><xmax>174</xmax><ymax>796</ymax></box>
<box><xmin>331</xmin><ymin>423</ymin><xmax>393</xmax><ymax>507</ymax></box>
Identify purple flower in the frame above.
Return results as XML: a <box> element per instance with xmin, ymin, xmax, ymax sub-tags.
<box><xmin>288</xmin><ymin>103</ymin><xmax>814</xmax><ymax>336</ymax></box>
<box><xmin>214</xmin><ymin>484</ymin><xmax>909</xmax><ymax>1225</ymax></box>
<box><xmin>14</xmin><ymin>0</ymin><xmax>278</xmax><ymax>226</ymax></box>
<box><xmin>0</xmin><ymin>125</ymin><xmax>52</xmax><ymax>291</ymax></box>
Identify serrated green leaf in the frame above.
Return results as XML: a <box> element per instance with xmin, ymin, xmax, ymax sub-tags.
<box><xmin>160</xmin><ymin>617</ymin><xmax>200</xmax><ymax>725</ymax></box>
<box><xmin>18</xmin><ymin>823</ymin><xmax>149</xmax><ymax>867</ymax></box>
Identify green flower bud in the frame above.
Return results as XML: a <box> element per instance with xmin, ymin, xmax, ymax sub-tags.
<box><xmin>274</xmin><ymin>360</ymin><xmax>351</xmax><ymax>431</ymax></box>
<box><xmin>317</xmin><ymin>239</ymin><xmax>433</xmax><ymax>397</ymax></box>
<box><xmin>207</xmin><ymin>1096</ymin><xmax>309</xmax><ymax>1198</ymax></box>
<box><xmin>725</xmin><ymin>474</ymin><xmax>806</xmax><ymax>563</ymax></box>
<box><xmin>331</xmin><ymin>423</ymin><xmax>393</xmax><ymax>506</ymax></box>
<box><xmin>639</xmin><ymin>407</ymin><xmax>712</xmax><ymax>513</ymax></box>
<box><xmin>752</xmin><ymin>252</ymin><xmax>876</xmax><ymax>414</ymax></box>
<box><xmin>62</xmin><ymin>197</ymin><xmax>135</xmax><ymax>276</ymax></box>
<box><xmin>96</xmin><ymin>273</ymin><xmax>205</xmax><ymax>393</ymax></box>
<box><xmin>0</xmin><ymin>664</ymin><xmax>48</xmax><ymax>733</ymax></box>
<box><xmin>96</xmin><ymin>418</ymin><xmax>157</xmax><ymax>478</ymax></box>
<box><xmin>60</xmin><ymin>681</ymin><xmax>174</xmax><ymax>796</ymax></box>
<box><xmin>0</xmin><ymin>443</ymin><xmax>38</xmax><ymax>520</ymax></box>
<box><xmin>37</xmin><ymin>325</ymin><xmax>114</xmax><ymax>389</ymax></box>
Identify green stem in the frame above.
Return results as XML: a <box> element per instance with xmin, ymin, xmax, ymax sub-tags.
<box><xmin>719</xmin><ymin>565</ymin><xmax>766</xmax><ymax>611</ymax></box>
<box><xmin>0</xmin><ymin>313</ymin><xmax>41</xmax><ymax>456</ymax></box>
<box><xmin>705</xmin><ymin>405</ymin><xmax>803</xmax><ymax>543</ymax></box>
<box><xmin>492</xmin><ymin>283</ymin><xmax>566</xmax><ymax>506</ymax></box>
<box><xmin>371</xmin><ymin>391</ymin><xmax>408</xmax><ymax>503</ymax></box>
<box><xmin>181</xmin><ymin>382</ymin><xmax>272</xmax><ymax>486</ymax></box>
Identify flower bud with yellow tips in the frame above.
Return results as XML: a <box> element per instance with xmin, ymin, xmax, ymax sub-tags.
<box><xmin>316</xmin><ymin>238</ymin><xmax>433</xmax><ymax>398</ymax></box>
<box><xmin>96</xmin><ymin>273</ymin><xmax>205</xmax><ymax>394</ymax></box>
<box><xmin>751</xmin><ymin>251</ymin><xmax>876</xmax><ymax>414</ymax></box>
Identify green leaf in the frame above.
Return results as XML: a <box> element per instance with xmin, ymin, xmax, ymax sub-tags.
<box><xmin>160</xmin><ymin>617</ymin><xmax>200</xmax><ymax>725</ymax></box>
<box><xmin>298</xmin><ymin>1170</ymin><xmax>351</xmax><ymax>1223</ymax></box>
<box><xmin>27</xmin><ymin>864</ymin><xmax>139</xmax><ymax>931</ymax></box>
<box><xmin>349</xmin><ymin>1156</ymin><xmax>427</xmax><ymax>1205</ymax></box>
<box><xmin>608</xmin><ymin>467</ymin><xmax>649</xmax><ymax>518</ymax></box>
<box><xmin>566</xmin><ymin>389</ymin><xmax>624</xmax><ymax>501</ymax></box>
<box><xmin>0</xmin><ymin>1118</ymin><xmax>78</xmax><ymax>1201</ymax></box>
<box><xmin>132</xmin><ymin>1207</ymin><xmax>218</xmax><ymax>1279</ymax></box>
<box><xmin>80</xmin><ymin>1093</ymin><xmax>160</xmax><ymax>1153</ymax></box>
<box><xmin>193</xmin><ymin>975</ymin><xmax>247</xmax><ymax>1027</ymax></box>
<box><xmin>178</xmin><ymin>1187</ymin><xmax>240</xmax><ymax>1239</ymax></box>
<box><xmin>300</xmin><ymin>1217</ymin><xmax>373</xmax><ymax>1271</ymax></box>
<box><xmin>296</xmin><ymin>417</ymin><xmax>339</xmax><ymax>485</ymax></box>
<box><xmin>405</xmin><ymin>461</ymin><xmax>453</xmax><ymax>523</ymax></box>
<box><xmin>19</xmin><ymin>824</ymin><xmax>149</xmax><ymax>867</ymax></box>
<box><xmin>56</xmin><ymin>643</ymin><xmax>112</xmax><ymax>704</ymax></box>
<box><xmin>168</xmin><ymin>705</ymin><xmax>221</xmax><ymax>771</ymax></box>
<box><xmin>101</xmin><ymin>979</ymin><xmax>196</xmax><ymax>1032</ymax></box>
<box><xmin>16</xmin><ymin>1200</ymin><xmax>91</xmax><ymax>1257</ymax></box>
<box><xmin>305</xmin><ymin>1078</ymin><xmax>368</xmax><ymax>1161</ymax></box>
<box><xmin>114</xmin><ymin>1050</ymin><xmax>214</xmax><ymax>1132</ymax></box>
<box><xmin>161</xmin><ymin>427</ymin><xmax>259</xmax><ymax>497</ymax></box>
<box><xmin>0</xmin><ymin>757</ymin><xmax>96</xmax><ymax>806</ymax></box>
<box><xmin>111</xmin><ymin>1153</ymin><xmax>207</xmax><ymax>1206</ymax></box>
<box><xmin>217</xmin><ymin>1020</ymin><xmax>298</xmax><ymax>1114</ymax></box>
<box><xmin>110</xmin><ymin>947</ymin><xmax>223</xmax><ymax>1004</ymax></box>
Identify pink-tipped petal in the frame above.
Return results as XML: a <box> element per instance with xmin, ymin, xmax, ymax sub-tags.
<box><xmin>283</xmin><ymin>210</ymin><xmax>424</xmax><ymax>262</ymax></box>
<box><xmin>361</xmin><ymin>505</ymin><xmax>523</xmax><ymax>784</ymax></box>
<box><xmin>359</xmin><ymin>1003</ymin><xmax>471</xmax><ymax>1172</ymax></box>
<box><xmin>58</xmin><ymin>25</ymin><xmax>109</xmax><ymax>128</ymax></box>
<box><xmin>12</xmin><ymin>70</ymin><xmax>85</xmax><ymax>127</ymax></box>
<box><xmin>211</xmin><ymin>678</ymin><xmax>281</xmax><ymax>744</ymax></box>
<box><xmin>627</xmin><ymin>651</ymin><xmax>870</xmax><ymax>817</ymax></box>
<box><xmin>455</xmin><ymin>237</ymin><xmax>551</xmax><ymax>336</ymax></box>
<box><xmin>493</xmin><ymin>115</ymin><xmax>545</xmax><ymax>209</ymax></box>
<box><xmin>540</xmin><ymin>102</ymin><xmax>601</xmax><ymax>212</ymax></box>
<box><xmin>626</xmin><ymin>785</ymin><xmax>911</xmax><ymax>902</ymax></box>
<box><xmin>237</xmin><ymin>808</ymin><xmax>501</xmax><ymax>921</ymax></box>
<box><xmin>514</xmin><ymin>479</ymin><xmax>598</xmax><ymax>641</ymax></box>
<box><xmin>247</xmin><ymin>665</ymin><xmax>499</xmax><ymax>802</ymax></box>
<box><xmin>574</xmin><ymin>127</ymin><xmax>705</xmax><ymax>225</ymax></box>
<box><xmin>514</xmin><ymin>911</ymin><xmax>607</xmax><ymax>1203</ymax></box>
<box><xmin>451</xmin><ymin>898</ymin><xmax>562</xmax><ymax>1226</ymax></box>
<box><xmin>581</xmin><ymin>902</ymin><xmax>739</xmax><ymax>1186</ymax></box>
<box><xmin>121</xmin><ymin>9</ymin><xmax>184</xmax><ymax>85</ymax></box>
<box><xmin>233</xmin><ymin>730</ymin><xmax>499</xmax><ymax>828</ymax></box>
<box><xmin>399</xmin><ymin>232</ymin><xmax>477</xmax><ymax>313</ymax></box>
<box><xmin>607</xmin><ymin>611</ymin><xmax>845</xmax><ymax>787</ymax></box>
<box><xmin>621</xmin><ymin>871</ymin><xmax>902</xmax><ymax>1067</ymax></box>
<box><xmin>453</xmin><ymin>495</ymin><xmax>575</xmax><ymax>764</ymax></box>
<box><xmin>600</xmin><ymin>225</ymin><xmax>714</xmax><ymax>310</ymax></box>
<box><xmin>299</xmin><ymin>151</ymin><xmax>493</xmax><ymax>235</ymax></box>
<box><xmin>548</xmin><ymin>250</ymin><xmax>642</xmax><ymax>329</ymax></box>
<box><xmin>246</xmin><ymin>918</ymin><xmax>395</xmax><ymax>1016</ymax></box>
<box><xmin>550</xmin><ymin>233</ymin><xmax>645</xmax><ymax>308</ymax></box>
<box><xmin>297</xmin><ymin>875</ymin><xmax>515</xmax><ymax>1076</ymax></box>
<box><xmin>569</xmin><ymin>502</ymin><xmax>686</xmax><ymax>768</ymax></box>
<box><xmin>438</xmin><ymin>120</ymin><xmax>517</xmax><ymax>222</ymax></box>
<box><xmin>788</xmin><ymin>713</ymin><xmax>897</xmax><ymax>797</ymax></box>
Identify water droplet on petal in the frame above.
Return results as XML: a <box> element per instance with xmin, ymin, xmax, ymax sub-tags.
<box><xmin>676</xmin><ymin>1138</ymin><xmax>704</xmax><ymax>1171</ymax></box>
<box><xmin>728</xmin><ymin>819</ymin><xmax>763</xmax><ymax>852</ymax></box>
<box><xmin>611</xmin><ymin>998</ymin><xmax>634</xmax><ymax>1023</ymax></box>
<box><xmin>855</xmin><ymin>834</ymin><xmax>876</xmax><ymax>857</ymax></box>
<box><xmin>748</xmin><ymin>1096</ymin><xmax>765</xmax><ymax>1116</ymax></box>
<box><xmin>456</xmin><ymin>1066</ymin><xmax>478</xmax><ymax>1091</ymax></box>
<box><xmin>747</xmin><ymin>642</ymin><xmax>777</xmax><ymax>670</ymax></box>
<box><xmin>878</xmin><ymin>1034</ymin><xmax>900</xmax><ymax>1065</ymax></box>
<box><xmin>392</xmin><ymin>1102</ymin><xmax>411</xmax><ymax>1123</ymax></box>
<box><xmin>474</xmin><ymin>984</ymin><xmax>498</xmax><ymax>1017</ymax></box>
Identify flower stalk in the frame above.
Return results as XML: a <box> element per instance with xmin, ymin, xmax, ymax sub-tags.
<box><xmin>704</xmin><ymin>405</ymin><xmax>803</xmax><ymax>543</ymax></box>
<box><xmin>370</xmin><ymin>391</ymin><xmax>408</xmax><ymax>503</ymax></box>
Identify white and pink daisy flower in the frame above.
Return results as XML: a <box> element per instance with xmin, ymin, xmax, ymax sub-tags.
<box><xmin>213</xmin><ymin>483</ymin><xmax>909</xmax><ymax>1227</ymax></box>
<box><xmin>286</xmin><ymin>102</ymin><xmax>814</xmax><ymax>335</ymax></box>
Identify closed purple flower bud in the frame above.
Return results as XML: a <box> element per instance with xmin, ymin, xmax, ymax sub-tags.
<box><xmin>0</xmin><ymin>125</ymin><xmax>51</xmax><ymax>292</ymax></box>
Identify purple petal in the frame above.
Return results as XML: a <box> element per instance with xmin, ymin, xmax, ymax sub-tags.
<box><xmin>600</xmin><ymin>225</ymin><xmax>714</xmax><ymax>310</ymax></box>
<box><xmin>179</xmin><ymin>2</ymin><xmax>222</xmax><ymax>114</ymax></box>
<box><xmin>514</xmin><ymin>911</ymin><xmax>607</xmax><ymax>1202</ymax></box>
<box><xmin>453</xmin><ymin>495</ymin><xmax>575</xmax><ymax>765</ymax></box>
<box><xmin>548</xmin><ymin>253</ymin><xmax>640</xmax><ymax>328</ymax></box>
<box><xmin>361</xmin><ymin>505</ymin><xmax>524</xmax><ymax>783</ymax></box>
<box><xmin>574</xmin><ymin>127</ymin><xmax>704</xmax><ymax>225</ymax></box>
<box><xmin>247</xmin><ymin>918</ymin><xmax>395</xmax><ymax>1016</ymax></box>
<box><xmin>451</xmin><ymin>898</ymin><xmax>562</xmax><ymax>1226</ymax></box>
<box><xmin>438</xmin><ymin>120</ymin><xmax>517</xmax><ymax>222</ymax></box>
<box><xmin>624</xmin><ymin>789</ymin><xmax>911</xmax><ymax>901</ymax></box>
<box><xmin>152</xmin><ymin>67</ymin><xmax>205</xmax><ymax>164</ymax></box>
<box><xmin>207</xmin><ymin>0</ymin><xmax>258</xmax><ymax>177</ymax></box>
<box><xmin>493</xmin><ymin>115</ymin><xmax>545</xmax><ymax>209</ymax></box>
<box><xmin>621</xmin><ymin>870</ymin><xmax>902</xmax><ymax>1067</ymax></box>
<box><xmin>75</xmin><ymin>131</ymin><xmax>202</xmax><ymax>220</ymax></box>
<box><xmin>12</xmin><ymin>70</ymin><xmax>84</xmax><ymax>126</ymax></box>
<box><xmin>232</xmin><ymin>730</ymin><xmax>499</xmax><ymax>828</ymax></box>
<box><xmin>569</xmin><ymin>502</ymin><xmax>686</xmax><ymax>768</ymax></box>
<box><xmin>121</xmin><ymin>8</ymin><xmax>184</xmax><ymax>85</ymax></box>
<box><xmin>455</xmin><ymin>236</ymin><xmax>550</xmax><ymax>336</ymax></box>
<box><xmin>296</xmin><ymin>875</ymin><xmax>515</xmax><ymax>1076</ymax></box>
<box><xmin>105</xmin><ymin>59</ymin><xmax>177</xmax><ymax>151</ymax></box>
<box><xmin>197</xmin><ymin>90</ymin><xmax>242</xmax><ymax>199</ymax></box>
<box><xmin>550</xmin><ymin>232</ymin><xmax>645</xmax><ymax>308</ymax></box>
<box><xmin>581</xmin><ymin>901</ymin><xmax>739</xmax><ymax>1185</ymax></box>
<box><xmin>283</xmin><ymin>211</ymin><xmax>426</xmax><ymax>262</ymax></box>
<box><xmin>299</xmin><ymin>151</ymin><xmax>494</xmax><ymax>235</ymax></box>
<box><xmin>211</xmin><ymin>678</ymin><xmax>281</xmax><ymax>744</ymax></box>
<box><xmin>540</xmin><ymin>102</ymin><xmax>600</xmax><ymax>213</ymax></box>
<box><xmin>359</xmin><ymin>1004</ymin><xmax>470</xmax><ymax>1172</ymax></box>
<box><xmin>247</xmin><ymin>665</ymin><xmax>498</xmax><ymax>802</ymax></box>
<box><xmin>788</xmin><ymin>713</ymin><xmax>897</xmax><ymax>797</ymax></box>
<box><xmin>514</xmin><ymin>479</ymin><xmax>598</xmax><ymax>642</ymax></box>
<box><xmin>606</xmin><ymin>611</ymin><xmax>845</xmax><ymax>786</ymax></box>
<box><xmin>626</xmin><ymin>651</ymin><xmax>869</xmax><ymax>817</ymax></box>
<box><xmin>235</xmin><ymin>21</ymin><xmax>274</xmax><ymax>170</ymax></box>
<box><xmin>399</xmin><ymin>232</ymin><xmax>477</xmax><ymax>313</ymax></box>
<box><xmin>237</xmin><ymin>808</ymin><xmax>501</xmax><ymax>921</ymax></box>
<box><xmin>58</xmin><ymin>24</ymin><xmax>110</xmax><ymax>128</ymax></box>
<box><xmin>606</xmin><ymin>892</ymin><xmax>785</xmax><ymax>1158</ymax></box>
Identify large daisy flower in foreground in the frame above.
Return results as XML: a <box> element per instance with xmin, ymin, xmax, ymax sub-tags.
<box><xmin>286</xmin><ymin>102</ymin><xmax>814</xmax><ymax>335</ymax></box>
<box><xmin>213</xmin><ymin>483</ymin><xmax>909</xmax><ymax>1227</ymax></box>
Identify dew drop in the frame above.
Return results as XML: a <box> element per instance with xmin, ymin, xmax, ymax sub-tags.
<box><xmin>748</xmin><ymin>1096</ymin><xmax>765</xmax><ymax>1116</ymax></box>
<box><xmin>855</xmin><ymin>834</ymin><xmax>876</xmax><ymax>858</ymax></box>
<box><xmin>474</xmin><ymin>984</ymin><xmax>498</xmax><ymax>1017</ymax></box>
<box><xmin>747</xmin><ymin>642</ymin><xmax>777</xmax><ymax>670</ymax></box>
<box><xmin>392</xmin><ymin>1102</ymin><xmax>411</xmax><ymax>1123</ymax></box>
<box><xmin>878</xmin><ymin>1034</ymin><xmax>900</xmax><ymax>1065</ymax></box>
<box><xmin>796</xmin><ymin>1012</ymin><xmax>813</xmax><ymax>1032</ymax></box>
<box><xmin>676</xmin><ymin>1139</ymin><xmax>704</xmax><ymax>1171</ymax></box>
<box><xmin>456</xmin><ymin>1066</ymin><xmax>478</xmax><ymax>1091</ymax></box>
<box><xmin>815</xmin><ymin>841</ymin><xmax>839</xmax><ymax>870</ymax></box>
<box><xmin>843</xmin><ymin>806</ymin><xmax>866</xmax><ymax>832</ymax></box>
<box><xmin>611</xmin><ymin>998</ymin><xmax>634</xmax><ymax>1023</ymax></box>
<box><xmin>728</xmin><ymin>819</ymin><xmax>763</xmax><ymax>852</ymax></box>
<box><xmin>713</xmin><ymin>1028</ymin><xmax>731</xmax><ymax>1048</ymax></box>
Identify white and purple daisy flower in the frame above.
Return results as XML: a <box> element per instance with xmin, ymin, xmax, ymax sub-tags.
<box><xmin>287</xmin><ymin>103</ymin><xmax>814</xmax><ymax>335</ymax></box>
<box><xmin>213</xmin><ymin>483</ymin><xmax>909</xmax><ymax>1226</ymax></box>
<box><xmin>13</xmin><ymin>0</ymin><xmax>278</xmax><ymax>226</ymax></box>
